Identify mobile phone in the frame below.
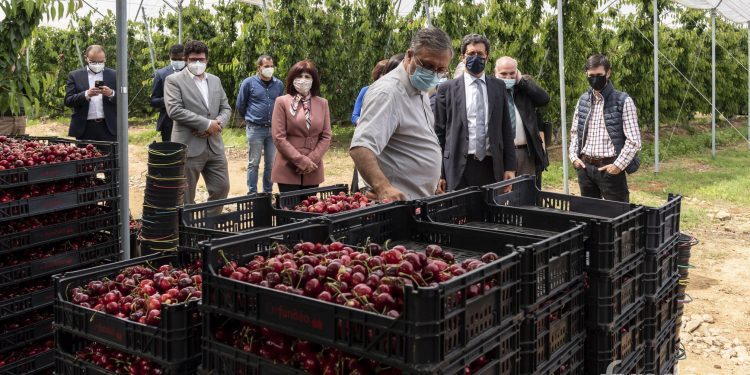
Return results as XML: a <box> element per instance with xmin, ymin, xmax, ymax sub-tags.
<box><xmin>95</xmin><ymin>80</ymin><xmax>104</xmax><ymax>88</ymax></box>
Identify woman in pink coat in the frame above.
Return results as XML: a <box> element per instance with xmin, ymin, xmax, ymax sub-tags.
<box><xmin>271</xmin><ymin>60</ymin><xmax>332</xmax><ymax>192</ymax></box>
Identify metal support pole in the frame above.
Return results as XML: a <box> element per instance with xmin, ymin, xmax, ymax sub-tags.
<box><xmin>557</xmin><ymin>0</ymin><xmax>569</xmax><ymax>194</ymax></box>
<box><xmin>261</xmin><ymin>0</ymin><xmax>271</xmax><ymax>40</ymax></box>
<box><xmin>711</xmin><ymin>9</ymin><xmax>716</xmax><ymax>159</ymax></box>
<box><xmin>178</xmin><ymin>0</ymin><xmax>184</xmax><ymax>45</ymax></box>
<box><xmin>116</xmin><ymin>0</ymin><xmax>130</xmax><ymax>259</ymax></box>
<box><xmin>653</xmin><ymin>0</ymin><xmax>660</xmax><ymax>172</ymax></box>
<box><xmin>142</xmin><ymin>13</ymin><xmax>157</xmax><ymax>74</ymax></box>
<box><xmin>425</xmin><ymin>0</ymin><xmax>431</xmax><ymax>27</ymax></box>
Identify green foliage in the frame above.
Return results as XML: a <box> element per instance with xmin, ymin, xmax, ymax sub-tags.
<box><xmin>10</xmin><ymin>0</ymin><xmax>750</xmax><ymax>138</ymax></box>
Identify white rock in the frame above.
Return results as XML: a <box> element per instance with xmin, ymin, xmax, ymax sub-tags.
<box><xmin>735</xmin><ymin>345</ymin><xmax>747</xmax><ymax>354</ymax></box>
<box><xmin>720</xmin><ymin>348</ymin><xmax>735</xmax><ymax>359</ymax></box>
<box><xmin>691</xmin><ymin>314</ymin><xmax>703</xmax><ymax>322</ymax></box>
<box><xmin>710</xmin><ymin>328</ymin><xmax>721</xmax><ymax>335</ymax></box>
<box><xmin>703</xmin><ymin>314</ymin><xmax>715</xmax><ymax>324</ymax></box>
<box><xmin>682</xmin><ymin>332</ymin><xmax>693</xmax><ymax>342</ymax></box>
<box><xmin>716</xmin><ymin>211</ymin><xmax>732</xmax><ymax>221</ymax></box>
<box><xmin>733</xmin><ymin>338</ymin><xmax>741</xmax><ymax>346</ymax></box>
<box><xmin>686</xmin><ymin>320</ymin><xmax>703</xmax><ymax>333</ymax></box>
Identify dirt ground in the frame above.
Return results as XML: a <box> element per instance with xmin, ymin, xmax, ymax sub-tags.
<box><xmin>27</xmin><ymin>122</ymin><xmax>750</xmax><ymax>375</ymax></box>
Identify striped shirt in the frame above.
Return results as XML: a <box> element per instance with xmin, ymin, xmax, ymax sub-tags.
<box><xmin>569</xmin><ymin>92</ymin><xmax>641</xmax><ymax>171</ymax></box>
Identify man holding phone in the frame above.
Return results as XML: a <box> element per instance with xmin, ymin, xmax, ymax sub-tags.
<box><xmin>64</xmin><ymin>45</ymin><xmax>117</xmax><ymax>142</ymax></box>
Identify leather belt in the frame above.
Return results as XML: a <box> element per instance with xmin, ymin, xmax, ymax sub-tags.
<box><xmin>581</xmin><ymin>155</ymin><xmax>616</xmax><ymax>167</ymax></box>
<box><xmin>465</xmin><ymin>154</ymin><xmax>492</xmax><ymax>161</ymax></box>
<box><xmin>514</xmin><ymin>144</ymin><xmax>527</xmax><ymax>149</ymax></box>
<box><xmin>247</xmin><ymin>122</ymin><xmax>271</xmax><ymax>127</ymax></box>
<box><xmin>88</xmin><ymin>118</ymin><xmax>105</xmax><ymax>123</ymax></box>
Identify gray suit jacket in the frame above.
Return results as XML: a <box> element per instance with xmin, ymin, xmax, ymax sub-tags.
<box><xmin>164</xmin><ymin>69</ymin><xmax>231</xmax><ymax>158</ymax></box>
<box><xmin>433</xmin><ymin>75</ymin><xmax>517</xmax><ymax>191</ymax></box>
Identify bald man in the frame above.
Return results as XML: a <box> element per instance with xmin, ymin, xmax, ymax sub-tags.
<box><xmin>64</xmin><ymin>45</ymin><xmax>118</xmax><ymax>142</ymax></box>
<box><xmin>495</xmin><ymin>56</ymin><xmax>550</xmax><ymax>188</ymax></box>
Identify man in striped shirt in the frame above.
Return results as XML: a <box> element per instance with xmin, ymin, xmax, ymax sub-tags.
<box><xmin>569</xmin><ymin>54</ymin><xmax>641</xmax><ymax>203</ymax></box>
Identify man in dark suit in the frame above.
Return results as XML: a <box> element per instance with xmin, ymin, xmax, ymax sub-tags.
<box><xmin>434</xmin><ymin>34</ymin><xmax>516</xmax><ymax>192</ymax></box>
<box><xmin>64</xmin><ymin>45</ymin><xmax>117</xmax><ymax>142</ymax></box>
<box><xmin>495</xmin><ymin>56</ymin><xmax>551</xmax><ymax>188</ymax></box>
<box><xmin>150</xmin><ymin>44</ymin><xmax>184</xmax><ymax>142</ymax></box>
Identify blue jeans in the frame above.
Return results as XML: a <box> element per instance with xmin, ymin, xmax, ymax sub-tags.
<box><xmin>246</xmin><ymin>125</ymin><xmax>275</xmax><ymax>194</ymax></box>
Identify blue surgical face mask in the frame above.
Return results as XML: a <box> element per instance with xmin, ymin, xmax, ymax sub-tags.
<box><xmin>503</xmin><ymin>79</ymin><xmax>516</xmax><ymax>89</ymax></box>
<box><xmin>170</xmin><ymin>60</ymin><xmax>186</xmax><ymax>71</ymax></box>
<box><xmin>409</xmin><ymin>56</ymin><xmax>440</xmax><ymax>92</ymax></box>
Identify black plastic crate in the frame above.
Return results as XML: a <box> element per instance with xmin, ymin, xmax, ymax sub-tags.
<box><xmin>0</xmin><ymin>137</ymin><xmax>117</xmax><ymax>189</ymax></box>
<box><xmin>200</xmin><ymin>313</ymin><xmax>520</xmax><ymax>375</ymax></box>
<box><xmin>0</xmin><ymin>340</ymin><xmax>54</xmax><ymax>375</ymax></box>
<box><xmin>585</xmin><ymin>255</ymin><xmax>643</xmax><ymax>329</ymax></box>
<box><xmin>0</xmin><ymin>183</ymin><xmax>118</xmax><ymax>222</ymax></box>
<box><xmin>201</xmin><ymin>217</ymin><xmax>523</xmax><ymax>371</ymax></box>
<box><xmin>0</xmin><ymin>234</ymin><xmax>120</xmax><ymax>289</ymax></box>
<box><xmin>644</xmin><ymin>194</ymin><xmax>681</xmax><ymax>251</ymax></box>
<box><xmin>534</xmin><ymin>335</ymin><xmax>584</xmax><ymax>375</ymax></box>
<box><xmin>180</xmin><ymin>193</ymin><xmax>279</xmax><ymax>232</ymax></box>
<box><xmin>417</xmin><ymin>189</ymin><xmax>587</xmax><ymax>309</ymax></box>
<box><xmin>643</xmin><ymin>236</ymin><xmax>679</xmax><ymax>297</ymax></box>
<box><xmin>643</xmin><ymin>278</ymin><xmax>679</xmax><ymax>343</ymax></box>
<box><xmin>584</xmin><ymin>305</ymin><xmax>643</xmax><ymax>375</ymax></box>
<box><xmin>53</xmin><ymin>252</ymin><xmax>202</xmax><ymax>362</ymax></box>
<box><xmin>483</xmin><ymin>176</ymin><xmax>644</xmax><ymax>274</ymax></box>
<box><xmin>0</xmin><ymin>202</ymin><xmax>119</xmax><ymax>254</ymax></box>
<box><xmin>55</xmin><ymin>331</ymin><xmax>201</xmax><ymax>375</ymax></box>
<box><xmin>0</xmin><ymin>281</ymin><xmax>54</xmax><ymax>321</ymax></box>
<box><xmin>520</xmin><ymin>284</ymin><xmax>585</xmax><ymax>374</ymax></box>
<box><xmin>644</xmin><ymin>319</ymin><xmax>678</xmax><ymax>375</ymax></box>
<box><xmin>0</xmin><ymin>308</ymin><xmax>53</xmax><ymax>355</ymax></box>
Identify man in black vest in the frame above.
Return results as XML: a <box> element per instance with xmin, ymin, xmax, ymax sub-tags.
<box><xmin>150</xmin><ymin>44</ymin><xmax>184</xmax><ymax>142</ymax></box>
<box><xmin>569</xmin><ymin>54</ymin><xmax>641</xmax><ymax>203</ymax></box>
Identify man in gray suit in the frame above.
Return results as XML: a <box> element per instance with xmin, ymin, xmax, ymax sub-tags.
<box><xmin>164</xmin><ymin>40</ymin><xmax>231</xmax><ymax>211</ymax></box>
<box><xmin>434</xmin><ymin>34</ymin><xmax>516</xmax><ymax>192</ymax></box>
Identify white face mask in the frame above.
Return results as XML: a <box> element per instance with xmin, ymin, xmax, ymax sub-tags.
<box><xmin>188</xmin><ymin>61</ymin><xmax>207</xmax><ymax>76</ymax></box>
<box><xmin>293</xmin><ymin>78</ymin><xmax>313</xmax><ymax>95</ymax></box>
<box><xmin>88</xmin><ymin>62</ymin><xmax>105</xmax><ymax>74</ymax></box>
<box><xmin>261</xmin><ymin>67</ymin><xmax>274</xmax><ymax>79</ymax></box>
<box><xmin>171</xmin><ymin>60</ymin><xmax>186</xmax><ymax>71</ymax></box>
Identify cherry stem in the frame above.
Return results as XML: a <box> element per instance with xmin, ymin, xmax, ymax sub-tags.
<box><xmin>218</xmin><ymin>250</ymin><xmax>236</xmax><ymax>272</ymax></box>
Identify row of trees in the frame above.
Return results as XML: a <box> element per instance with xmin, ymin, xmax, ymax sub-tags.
<box><xmin>5</xmin><ymin>0</ymin><xmax>750</xmax><ymax>135</ymax></box>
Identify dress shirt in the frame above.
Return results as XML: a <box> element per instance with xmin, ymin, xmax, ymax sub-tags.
<box><xmin>463</xmin><ymin>72</ymin><xmax>490</xmax><ymax>155</ymax></box>
<box><xmin>85</xmin><ymin>69</ymin><xmax>114</xmax><ymax>120</ymax></box>
<box><xmin>569</xmin><ymin>92</ymin><xmax>642</xmax><ymax>171</ymax></box>
<box><xmin>188</xmin><ymin>70</ymin><xmax>213</xmax><ymax>129</ymax></box>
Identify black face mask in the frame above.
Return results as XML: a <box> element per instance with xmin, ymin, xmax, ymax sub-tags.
<box><xmin>587</xmin><ymin>75</ymin><xmax>608</xmax><ymax>91</ymax></box>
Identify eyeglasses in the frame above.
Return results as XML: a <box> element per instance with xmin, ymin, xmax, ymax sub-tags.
<box><xmin>465</xmin><ymin>52</ymin><xmax>488</xmax><ymax>59</ymax></box>
<box><xmin>187</xmin><ymin>58</ymin><xmax>207</xmax><ymax>63</ymax></box>
<box><xmin>415</xmin><ymin>56</ymin><xmax>450</xmax><ymax>78</ymax></box>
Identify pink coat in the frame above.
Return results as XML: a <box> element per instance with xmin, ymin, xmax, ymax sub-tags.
<box><xmin>271</xmin><ymin>94</ymin><xmax>332</xmax><ymax>185</ymax></box>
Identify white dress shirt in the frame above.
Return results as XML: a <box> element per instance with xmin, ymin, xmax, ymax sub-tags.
<box><xmin>85</xmin><ymin>69</ymin><xmax>114</xmax><ymax>120</ymax></box>
<box><xmin>513</xmin><ymin>104</ymin><xmax>526</xmax><ymax>146</ymax></box>
<box><xmin>464</xmin><ymin>72</ymin><xmax>490</xmax><ymax>155</ymax></box>
<box><xmin>188</xmin><ymin>70</ymin><xmax>213</xmax><ymax>129</ymax></box>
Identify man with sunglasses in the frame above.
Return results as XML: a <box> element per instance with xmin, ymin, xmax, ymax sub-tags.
<box><xmin>433</xmin><ymin>34</ymin><xmax>517</xmax><ymax>192</ymax></box>
<box><xmin>350</xmin><ymin>27</ymin><xmax>453</xmax><ymax>201</ymax></box>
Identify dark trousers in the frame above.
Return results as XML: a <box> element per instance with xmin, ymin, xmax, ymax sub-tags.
<box><xmin>576</xmin><ymin>164</ymin><xmax>629</xmax><ymax>203</ymax></box>
<box><xmin>455</xmin><ymin>156</ymin><xmax>496</xmax><ymax>189</ymax></box>
<box><xmin>278</xmin><ymin>183</ymin><xmax>319</xmax><ymax>193</ymax></box>
<box><xmin>160</xmin><ymin>125</ymin><xmax>172</xmax><ymax>142</ymax></box>
<box><xmin>76</xmin><ymin>120</ymin><xmax>116</xmax><ymax>142</ymax></box>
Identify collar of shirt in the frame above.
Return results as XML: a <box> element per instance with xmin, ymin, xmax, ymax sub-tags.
<box><xmin>87</xmin><ymin>69</ymin><xmax>102</xmax><ymax>78</ymax></box>
<box><xmin>188</xmin><ymin>70</ymin><xmax>207</xmax><ymax>81</ymax></box>
<box><xmin>593</xmin><ymin>90</ymin><xmax>604</xmax><ymax>102</ymax></box>
<box><xmin>463</xmin><ymin>72</ymin><xmax>486</xmax><ymax>85</ymax></box>
<box><xmin>394</xmin><ymin>63</ymin><xmax>421</xmax><ymax>97</ymax></box>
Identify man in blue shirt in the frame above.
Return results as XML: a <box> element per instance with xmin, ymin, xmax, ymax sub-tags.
<box><xmin>236</xmin><ymin>55</ymin><xmax>284</xmax><ymax>194</ymax></box>
<box><xmin>150</xmin><ymin>44</ymin><xmax>184</xmax><ymax>142</ymax></box>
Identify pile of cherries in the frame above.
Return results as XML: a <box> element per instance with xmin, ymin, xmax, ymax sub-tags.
<box><xmin>290</xmin><ymin>192</ymin><xmax>378</xmax><ymax>214</ymax></box>
<box><xmin>216</xmin><ymin>321</ymin><xmax>493</xmax><ymax>374</ymax></box>
<box><xmin>0</xmin><ymin>308</ymin><xmax>52</xmax><ymax>334</ymax></box>
<box><xmin>0</xmin><ymin>205</ymin><xmax>108</xmax><ymax>236</ymax></box>
<box><xmin>0</xmin><ymin>339</ymin><xmax>54</xmax><ymax>368</ymax></box>
<box><xmin>0</xmin><ymin>176</ymin><xmax>104</xmax><ymax>203</ymax></box>
<box><xmin>0</xmin><ymin>278</ymin><xmax>50</xmax><ymax>301</ymax></box>
<box><xmin>74</xmin><ymin>342</ymin><xmax>165</xmax><ymax>374</ymax></box>
<box><xmin>0</xmin><ymin>233</ymin><xmax>112</xmax><ymax>268</ymax></box>
<box><xmin>0</xmin><ymin>137</ymin><xmax>104</xmax><ymax>171</ymax></box>
<box><xmin>219</xmin><ymin>241</ymin><xmax>500</xmax><ymax>317</ymax></box>
<box><xmin>68</xmin><ymin>261</ymin><xmax>203</xmax><ymax>326</ymax></box>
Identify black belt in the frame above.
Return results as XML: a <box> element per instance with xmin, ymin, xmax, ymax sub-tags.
<box><xmin>581</xmin><ymin>155</ymin><xmax>616</xmax><ymax>167</ymax></box>
<box><xmin>88</xmin><ymin>118</ymin><xmax>105</xmax><ymax>123</ymax></box>
<box><xmin>465</xmin><ymin>154</ymin><xmax>492</xmax><ymax>161</ymax></box>
<box><xmin>247</xmin><ymin>122</ymin><xmax>271</xmax><ymax>127</ymax></box>
<box><xmin>514</xmin><ymin>144</ymin><xmax>527</xmax><ymax>149</ymax></box>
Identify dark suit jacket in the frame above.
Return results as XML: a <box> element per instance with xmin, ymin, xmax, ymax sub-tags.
<box><xmin>512</xmin><ymin>77</ymin><xmax>551</xmax><ymax>171</ymax></box>
<box><xmin>434</xmin><ymin>75</ymin><xmax>516</xmax><ymax>191</ymax></box>
<box><xmin>64</xmin><ymin>68</ymin><xmax>117</xmax><ymax>138</ymax></box>
<box><xmin>150</xmin><ymin>66</ymin><xmax>179</xmax><ymax>132</ymax></box>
